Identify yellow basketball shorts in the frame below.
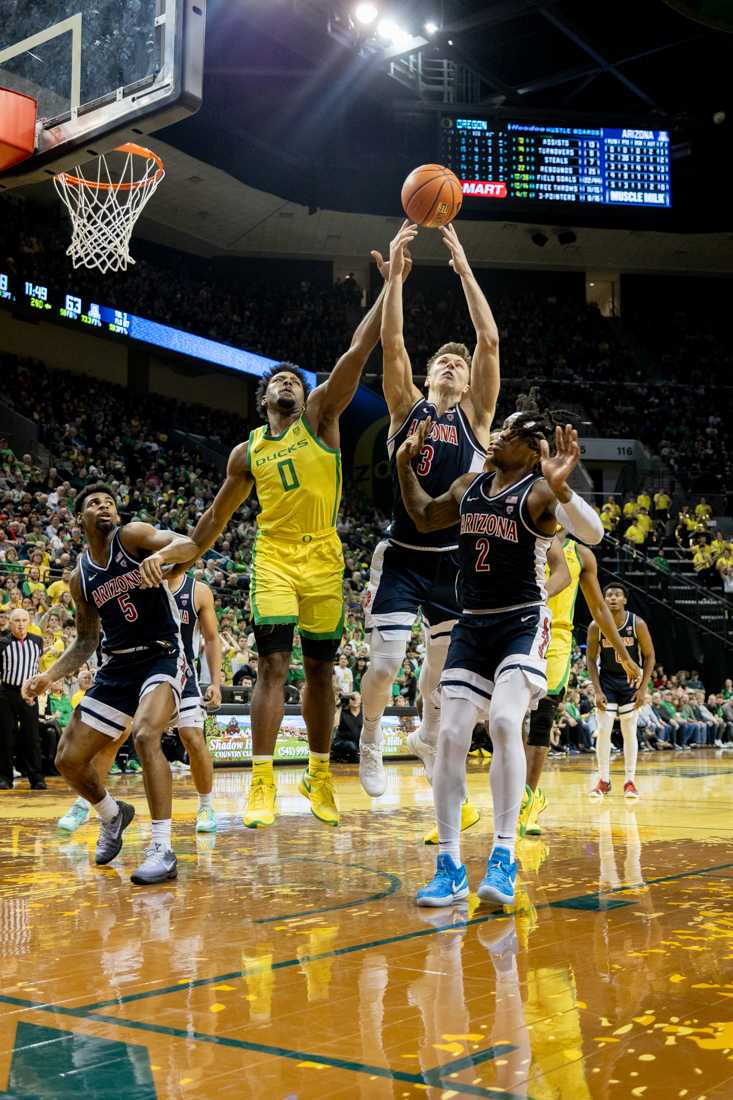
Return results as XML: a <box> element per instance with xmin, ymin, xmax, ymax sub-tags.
<box><xmin>545</xmin><ymin>627</ymin><xmax>573</xmax><ymax>697</ymax></box>
<box><xmin>250</xmin><ymin>530</ymin><xmax>344</xmax><ymax>640</ymax></box>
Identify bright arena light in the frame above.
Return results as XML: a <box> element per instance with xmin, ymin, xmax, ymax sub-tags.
<box><xmin>354</xmin><ymin>2</ymin><xmax>378</xmax><ymax>25</ymax></box>
<box><xmin>424</xmin><ymin>20</ymin><xmax>439</xmax><ymax>34</ymax></box>
<box><xmin>377</xmin><ymin>17</ymin><xmax>411</xmax><ymax>46</ymax></box>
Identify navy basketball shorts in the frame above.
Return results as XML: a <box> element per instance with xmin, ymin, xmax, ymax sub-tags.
<box><xmin>600</xmin><ymin>679</ymin><xmax>638</xmax><ymax>716</ymax></box>
<box><xmin>79</xmin><ymin>643</ymin><xmax>188</xmax><ymax>739</ymax></box>
<box><xmin>364</xmin><ymin>539</ymin><xmax>460</xmax><ymax>645</ymax></box>
<box><xmin>177</xmin><ymin>672</ymin><xmax>205</xmax><ymax>732</ymax></box>
<box><xmin>441</xmin><ymin>604</ymin><xmax>552</xmax><ymax>718</ymax></box>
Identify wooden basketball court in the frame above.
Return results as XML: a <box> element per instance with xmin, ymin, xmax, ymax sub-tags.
<box><xmin>1</xmin><ymin>756</ymin><xmax>733</xmax><ymax>1099</ymax></box>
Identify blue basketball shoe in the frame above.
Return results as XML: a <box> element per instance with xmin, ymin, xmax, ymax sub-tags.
<box><xmin>416</xmin><ymin>853</ymin><xmax>469</xmax><ymax>907</ymax></box>
<box><xmin>477</xmin><ymin>846</ymin><xmax>517</xmax><ymax>906</ymax></box>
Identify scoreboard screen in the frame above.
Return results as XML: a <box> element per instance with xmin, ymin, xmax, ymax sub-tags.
<box><xmin>441</xmin><ymin>117</ymin><xmax>671</xmax><ymax>208</ymax></box>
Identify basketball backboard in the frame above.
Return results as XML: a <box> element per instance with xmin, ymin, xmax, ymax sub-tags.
<box><xmin>0</xmin><ymin>0</ymin><xmax>205</xmax><ymax>189</ymax></box>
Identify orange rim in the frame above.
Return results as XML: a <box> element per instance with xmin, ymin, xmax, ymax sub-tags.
<box><xmin>56</xmin><ymin>143</ymin><xmax>165</xmax><ymax>192</ymax></box>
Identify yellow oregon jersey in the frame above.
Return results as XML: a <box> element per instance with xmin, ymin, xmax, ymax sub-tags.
<box><xmin>246</xmin><ymin>416</ymin><xmax>342</xmax><ymax>539</ymax></box>
<box><xmin>548</xmin><ymin>539</ymin><xmax>582</xmax><ymax>635</ymax></box>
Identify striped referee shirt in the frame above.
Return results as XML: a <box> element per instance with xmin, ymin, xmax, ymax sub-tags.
<box><xmin>0</xmin><ymin>634</ymin><xmax>42</xmax><ymax>687</ymax></box>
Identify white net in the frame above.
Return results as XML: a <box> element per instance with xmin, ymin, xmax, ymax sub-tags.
<box><xmin>53</xmin><ymin>144</ymin><xmax>165</xmax><ymax>274</ymax></box>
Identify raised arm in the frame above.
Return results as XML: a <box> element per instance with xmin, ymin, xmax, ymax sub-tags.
<box><xmin>528</xmin><ymin>426</ymin><xmax>604</xmax><ymax>544</ymax></box>
<box><xmin>123</xmin><ymin>522</ymin><xmax>200</xmax><ymax>588</ymax></box>
<box><xmin>22</xmin><ymin>570</ymin><xmax>99</xmax><ymax>701</ymax></box>
<box><xmin>395</xmin><ymin>418</ymin><xmax>471</xmax><ymax>532</ymax></box>
<box><xmin>377</xmin><ymin>222</ymin><xmax>422</xmax><ymax>426</ymax></box>
<box><xmin>190</xmin><ymin>443</ymin><xmax>254</xmax><ymax>559</ymax></box>
<box><xmin>196</xmin><ymin>581</ymin><xmax>223</xmax><ymax>710</ymax></box>
<box><xmin>577</xmin><ymin>544</ymin><xmax>641</xmax><ymax>686</ymax></box>
<box><xmin>585</xmin><ymin>620</ymin><xmax>606</xmax><ymax>710</ymax></box>
<box><xmin>545</xmin><ymin>536</ymin><xmax>571</xmax><ymax>599</ymax></box>
<box><xmin>440</xmin><ymin>224</ymin><xmax>499</xmax><ymax>439</ymax></box>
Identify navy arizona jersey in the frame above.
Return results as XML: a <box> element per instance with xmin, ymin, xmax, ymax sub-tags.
<box><xmin>79</xmin><ymin>528</ymin><xmax>181</xmax><ymax>654</ymax></box>
<box><xmin>598</xmin><ymin>611</ymin><xmax>640</xmax><ymax>689</ymax></box>
<box><xmin>171</xmin><ymin>574</ymin><xmax>201</xmax><ymax>673</ymax></box>
<box><xmin>458</xmin><ymin>471</ymin><xmax>552</xmax><ymax>612</ymax></box>
<box><xmin>387</xmin><ymin>398</ymin><xmax>485</xmax><ymax>550</ymax></box>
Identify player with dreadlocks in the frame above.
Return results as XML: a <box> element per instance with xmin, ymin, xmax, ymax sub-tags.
<box><xmin>397</xmin><ymin>410</ymin><xmax>604</xmax><ymax>906</ymax></box>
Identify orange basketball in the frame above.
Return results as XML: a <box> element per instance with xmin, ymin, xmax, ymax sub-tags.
<box><xmin>401</xmin><ymin>163</ymin><xmax>463</xmax><ymax>228</ymax></box>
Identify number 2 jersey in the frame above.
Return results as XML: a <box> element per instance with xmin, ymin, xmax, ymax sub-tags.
<box><xmin>79</xmin><ymin>528</ymin><xmax>181</xmax><ymax>655</ymax></box>
<box><xmin>387</xmin><ymin>399</ymin><xmax>486</xmax><ymax>550</ymax></box>
<box><xmin>598</xmin><ymin>611</ymin><xmax>641</xmax><ymax>691</ymax></box>
<box><xmin>458</xmin><ymin>470</ymin><xmax>552</xmax><ymax>613</ymax></box>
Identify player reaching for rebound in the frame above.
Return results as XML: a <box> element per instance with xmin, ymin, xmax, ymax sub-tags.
<box><xmin>587</xmin><ymin>583</ymin><xmax>655</xmax><ymax>800</ymax></box>
<box><xmin>56</xmin><ymin>569</ymin><xmax>222</xmax><ymax>837</ymax></box>
<box><xmin>397</xmin><ymin>415</ymin><xmax>604</xmax><ymax>907</ymax></box>
<box><xmin>518</xmin><ymin>532</ymin><xmax>642</xmax><ymax>836</ymax></box>
<box><xmin>187</xmin><ymin>258</ymin><xmax>397</xmax><ymax>829</ymax></box>
<box><xmin>22</xmin><ymin>484</ymin><xmax>199</xmax><ymax>885</ymax></box>
<box><xmin>360</xmin><ymin>221</ymin><xmax>499</xmax><ymax>826</ymax></box>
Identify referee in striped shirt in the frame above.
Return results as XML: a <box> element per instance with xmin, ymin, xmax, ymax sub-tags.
<box><xmin>0</xmin><ymin>609</ymin><xmax>45</xmax><ymax>789</ymax></box>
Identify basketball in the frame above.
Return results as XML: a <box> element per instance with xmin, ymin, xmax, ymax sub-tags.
<box><xmin>401</xmin><ymin>163</ymin><xmax>463</xmax><ymax>228</ymax></box>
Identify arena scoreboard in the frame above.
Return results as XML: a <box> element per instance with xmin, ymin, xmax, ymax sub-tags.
<box><xmin>441</xmin><ymin>117</ymin><xmax>671</xmax><ymax>208</ymax></box>
<box><xmin>0</xmin><ymin>269</ymin><xmax>316</xmax><ymax>386</ymax></box>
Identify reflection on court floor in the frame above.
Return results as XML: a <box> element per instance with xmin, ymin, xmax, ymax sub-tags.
<box><xmin>2</xmin><ymin>756</ymin><xmax>733</xmax><ymax>1098</ymax></box>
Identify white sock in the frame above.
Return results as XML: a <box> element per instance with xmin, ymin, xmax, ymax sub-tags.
<box><xmin>76</xmin><ymin>797</ymin><xmax>91</xmax><ymax>811</ymax></box>
<box><xmin>487</xmin><ymin>671</ymin><xmax>531</xmax><ymax>858</ymax></box>
<box><xmin>198</xmin><ymin>793</ymin><xmax>212</xmax><ymax>808</ymax></box>
<box><xmin>596</xmin><ymin>710</ymin><xmax>615</xmax><ymax>782</ymax></box>
<box><xmin>361</xmin><ymin>715</ymin><xmax>383</xmax><ymax>746</ymax></box>
<box><xmin>620</xmin><ymin>712</ymin><xmax>639</xmax><ymax>782</ymax></box>
<box><xmin>433</xmin><ymin>696</ymin><xmax>479</xmax><ymax>870</ymax></box>
<box><xmin>152</xmin><ymin>819</ymin><xmax>172</xmax><ymax>849</ymax></box>
<box><xmin>93</xmin><ymin>792</ymin><xmax>118</xmax><ymax>824</ymax></box>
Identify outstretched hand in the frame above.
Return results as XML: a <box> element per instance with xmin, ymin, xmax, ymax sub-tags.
<box><xmin>397</xmin><ymin>416</ymin><xmax>432</xmax><ymax>466</ymax></box>
<box><xmin>375</xmin><ymin>220</ymin><xmax>418</xmax><ymax>281</ymax></box>
<box><xmin>439</xmin><ymin>223</ymin><xmax>470</xmax><ymax>277</ymax></box>
<box><xmin>540</xmin><ymin>425</ymin><xmax>580</xmax><ymax>498</ymax></box>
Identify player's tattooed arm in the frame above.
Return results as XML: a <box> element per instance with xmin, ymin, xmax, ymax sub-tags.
<box><xmin>396</xmin><ymin>417</ymin><xmax>472</xmax><ymax>531</ymax></box>
<box><xmin>545</xmin><ymin>536</ymin><xmax>571</xmax><ymax>599</ymax></box>
<box><xmin>577</xmin><ymin>545</ymin><xmax>642</xmax><ymax>687</ymax></box>
<box><xmin>189</xmin><ymin>442</ymin><xmax>254</xmax><ymax>559</ymax></box>
<box><xmin>585</xmin><ymin>621</ymin><xmax>607</xmax><ymax>711</ymax></box>
<box><xmin>22</xmin><ymin>571</ymin><xmax>99</xmax><ymax>701</ymax></box>
<box><xmin>440</xmin><ymin>224</ymin><xmax>500</xmax><ymax>442</ymax></box>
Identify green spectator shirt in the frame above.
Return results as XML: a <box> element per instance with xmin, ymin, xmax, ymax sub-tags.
<box><xmin>47</xmin><ymin>693</ymin><xmax>73</xmax><ymax>726</ymax></box>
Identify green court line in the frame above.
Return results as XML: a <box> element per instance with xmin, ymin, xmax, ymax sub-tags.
<box><xmin>254</xmin><ymin>860</ymin><xmax>402</xmax><ymax>924</ymax></box>
<box><xmin>0</xmin><ymin>996</ymin><xmax>525</xmax><ymax>1100</ymax></box>
<box><xmin>79</xmin><ymin>856</ymin><xmax>733</xmax><ymax>1013</ymax></box>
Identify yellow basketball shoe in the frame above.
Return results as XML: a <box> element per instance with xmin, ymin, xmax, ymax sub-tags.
<box><xmin>518</xmin><ymin>784</ymin><xmax>534</xmax><ymax>837</ymax></box>
<box><xmin>299</xmin><ymin>767</ymin><xmax>340</xmax><ymax>826</ymax></box>
<box><xmin>525</xmin><ymin>786</ymin><xmax>547</xmax><ymax>835</ymax></box>
<box><xmin>423</xmin><ymin>799</ymin><xmax>480</xmax><ymax>845</ymax></box>
<box><xmin>244</xmin><ymin>776</ymin><xmax>278</xmax><ymax>828</ymax></box>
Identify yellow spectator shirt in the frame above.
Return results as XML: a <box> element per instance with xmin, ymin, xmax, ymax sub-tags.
<box><xmin>625</xmin><ymin>523</ymin><xmax>646</xmax><ymax>545</ymax></box>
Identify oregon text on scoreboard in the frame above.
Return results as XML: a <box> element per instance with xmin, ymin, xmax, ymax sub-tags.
<box><xmin>441</xmin><ymin>117</ymin><xmax>671</xmax><ymax>208</ymax></box>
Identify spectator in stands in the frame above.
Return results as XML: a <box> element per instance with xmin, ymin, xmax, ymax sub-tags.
<box><xmin>334</xmin><ymin>655</ymin><xmax>354</xmax><ymax>699</ymax></box>
<box><xmin>70</xmin><ymin>668</ymin><xmax>93</xmax><ymax>710</ymax></box>
<box><xmin>653</xmin><ymin>489</ymin><xmax>671</xmax><ymax>521</ymax></box>
<box><xmin>637</xmin><ymin>693</ymin><xmax>674</xmax><ymax>750</ymax></box>
<box><xmin>695</xmin><ymin>690</ymin><xmax>725</xmax><ymax>746</ymax></box>
<box><xmin>331</xmin><ymin>692</ymin><xmax>363</xmax><ymax>764</ymax></box>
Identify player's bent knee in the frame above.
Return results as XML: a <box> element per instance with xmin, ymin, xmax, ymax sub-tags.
<box><xmin>131</xmin><ymin>720</ymin><xmax>162</xmax><ymax>754</ymax></box>
<box><xmin>528</xmin><ymin>695</ymin><xmax>559</xmax><ymax>748</ymax></box>
<box><xmin>178</xmin><ymin>726</ymin><xmax>205</xmax><ymax>753</ymax></box>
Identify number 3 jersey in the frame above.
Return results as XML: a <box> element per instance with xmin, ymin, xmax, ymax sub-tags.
<box><xmin>388</xmin><ymin>399</ymin><xmax>486</xmax><ymax>550</ymax></box>
<box><xmin>79</xmin><ymin>528</ymin><xmax>181</xmax><ymax>654</ymax></box>
<box><xmin>459</xmin><ymin>470</ymin><xmax>552</xmax><ymax>613</ymax></box>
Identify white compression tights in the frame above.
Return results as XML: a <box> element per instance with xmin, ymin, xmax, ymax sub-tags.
<box><xmin>416</xmin><ymin>631</ymin><xmax>451</xmax><ymax>748</ymax></box>
<box><xmin>434</xmin><ymin>671</ymin><xmax>531</xmax><ymax>866</ymax></box>
<box><xmin>595</xmin><ymin>710</ymin><xmax>639</xmax><ymax>782</ymax></box>
<box><xmin>359</xmin><ymin>633</ymin><xmax>407</xmax><ymax>745</ymax></box>
<box><xmin>620</xmin><ymin>711</ymin><xmax>639</xmax><ymax>782</ymax></box>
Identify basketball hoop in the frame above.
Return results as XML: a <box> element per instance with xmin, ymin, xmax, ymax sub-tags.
<box><xmin>54</xmin><ymin>143</ymin><xmax>165</xmax><ymax>274</ymax></box>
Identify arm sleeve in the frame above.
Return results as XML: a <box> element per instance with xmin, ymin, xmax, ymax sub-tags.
<box><xmin>555</xmin><ymin>492</ymin><xmax>604</xmax><ymax>546</ymax></box>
